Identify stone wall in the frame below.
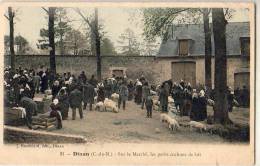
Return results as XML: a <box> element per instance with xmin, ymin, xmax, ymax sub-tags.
<box><xmin>4</xmin><ymin>126</ymin><xmax>87</xmax><ymax>143</ymax></box>
<box><xmin>5</xmin><ymin>55</ymin><xmax>248</xmax><ymax>88</ymax></box>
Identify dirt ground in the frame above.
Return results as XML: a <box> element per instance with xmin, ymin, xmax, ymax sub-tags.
<box><xmin>51</xmin><ymin>100</ymin><xmax>249</xmax><ymax>144</ymax></box>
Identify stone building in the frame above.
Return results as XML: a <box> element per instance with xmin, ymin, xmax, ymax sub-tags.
<box><xmin>5</xmin><ymin>22</ymin><xmax>250</xmax><ymax>89</ymax></box>
<box><xmin>157</xmin><ymin>22</ymin><xmax>250</xmax><ymax>89</ymax></box>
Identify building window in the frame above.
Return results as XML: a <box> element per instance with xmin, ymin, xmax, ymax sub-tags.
<box><xmin>240</xmin><ymin>37</ymin><xmax>250</xmax><ymax>56</ymax></box>
<box><xmin>179</xmin><ymin>40</ymin><xmax>189</xmax><ymax>56</ymax></box>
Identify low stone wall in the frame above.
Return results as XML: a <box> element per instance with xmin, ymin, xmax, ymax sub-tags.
<box><xmin>4</xmin><ymin>126</ymin><xmax>87</xmax><ymax>143</ymax></box>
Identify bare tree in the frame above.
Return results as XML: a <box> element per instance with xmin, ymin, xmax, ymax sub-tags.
<box><xmin>48</xmin><ymin>7</ymin><xmax>56</xmax><ymax>74</ymax></box>
<box><xmin>202</xmin><ymin>8</ymin><xmax>212</xmax><ymax>90</ymax></box>
<box><xmin>94</xmin><ymin>8</ymin><xmax>101</xmax><ymax>81</ymax></box>
<box><xmin>212</xmin><ymin>8</ymin><xmax>230</xmax><ymax>124</ymax></box>
<box><xmin>5</xmin><ymin>7</ymin><xmax>15</xmax><ymax>71</ymax></box>
<box><xmin>75</xmin><ymin>8</ymin><xmax>102</xmax><ymax>81</ymax></box>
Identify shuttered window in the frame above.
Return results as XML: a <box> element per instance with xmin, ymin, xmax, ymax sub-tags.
<box><xmin>179</xmin><ymin>40</ymin><xmax>189</xmax><ymax>56</ymax></box>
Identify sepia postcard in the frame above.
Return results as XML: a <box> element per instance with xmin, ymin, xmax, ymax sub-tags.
<box><xmin>0</xmin><ymin>1</ymin><xmax>256</xmax><ymax>165</ymax></box>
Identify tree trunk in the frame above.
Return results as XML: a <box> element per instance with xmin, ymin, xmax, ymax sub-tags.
<box><xmin>60</xmin><ymin>35</ymin><xmax>64</xmax><ymax>55</ymax></box>
<box><xmin>203</xmin><ymin>8</ymin><xmax>212</xmax><ymax>90</ymax></box>
<box><xmin>49</xmin><ymin>7</ymin><xmax>56</xmax><ymax>75</ymax></box>
<box><xmin>59</xmin><ymin>17</ymin><xmax>64</xmax><ymax>55</ymax></box>
<box><xmin>8</xmin><ymin>7</ymin><xmax>15</xmax><ymax>71</ymax></box>
<box><xmin>212</xmin><ymin>8</ymin><xmax>229</xmax><ymax>124</ymax></box>
<box><xmin>95</xmin><ymin>8</ymin><xmax>101</xmax><ymax>81</ymax></box>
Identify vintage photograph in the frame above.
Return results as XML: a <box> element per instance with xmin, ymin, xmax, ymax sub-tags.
<box><xmin>2</xmin><ymin>3</ymin><xmax>253</xmax><ymax>148</ymax></box>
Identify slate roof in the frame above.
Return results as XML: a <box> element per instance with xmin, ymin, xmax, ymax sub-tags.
<box><xmin>157</xmin><ymin>22</ymin><xmax>250</xmax><ymax>57</ymax></box>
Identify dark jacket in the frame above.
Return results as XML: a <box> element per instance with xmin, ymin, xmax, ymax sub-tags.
<box><xmin>89</xmin><ymin>78</ymin><xmax>98</xmax><ymax>87</ymax></box>
<box><xmin>119</xmin><ymin>84</ymin><xmax>129</xmax><ymax>101</ymax></box>
<box><xmin>20</xmin><ymin>96</ymin><xmax>38</xmax><ymax>115</ymax></box>
<box><xmin>57</xmin><ymin>93</ymin><xmax>69</xmax><ymax>110</ymax></box>
<box><xmin>82</xmin><ymin>83</ymin><xmax>95</xmax><ymax>103</ymax></box>
<box><xmin>198</xmin><ymin>96</ymin><xmax>207</xmax><ymax>120</ymax></box>
<box><xmin>190</xmin><ymin>97</ymin><xmax>200</xmax><ymax>121</ymax></box>
<box><xmin>97</xmin><ymin>87</ymin><xmax>105</xmax><ymax>102</ymax></box>
<box><xmin>145</xmin><ymin>96</ymin><xmax>153</xmax><ymax>107</ymax></box>
<box><xmin>52</xmin><ymin>85</ymin><xmax>61</xmax><ymax>98</ymax></box>
<box><xmin>69</xmin><ymin>89</ymin><xmax>83</xmax><ymax>108</ymax></box>
<box><xmin>142</xmin><ymin>85</ymin><xmax>150</xmax><ymax>99</ymax></box>
<box><xmin>159</xmin><ymin>88</ymin><xmax>168</xmax><ymax>106</ymax></box>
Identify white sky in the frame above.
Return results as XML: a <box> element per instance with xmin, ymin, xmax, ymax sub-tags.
<box><xmin>4</xmin><ymin>7</ymin><xmax>249</xmax><ymax>52</ymax></box>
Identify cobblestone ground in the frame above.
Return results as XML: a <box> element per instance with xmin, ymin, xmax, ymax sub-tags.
<box><xmin>53</xmin><ymin>100</ymin><xmax>242</xmax><ymax>144</ymax></box>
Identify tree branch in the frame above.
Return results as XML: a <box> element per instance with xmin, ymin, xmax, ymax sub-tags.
<box><xmin>154</xmin><ymin>8</ymin><xmax>190</xmax><ymax>35</ymax></box>
<box><xmin>199</xmin><ymin>8</ymin><xmax>210</xmax><ymax>16</ymax></box>
<box><xmin>74</xmin><ymin>8</ymin><xmax>92</xmax><ymax>28</ymax></box>
<box><xmin>74</xmin><ymin>8</ymin><xmax>99</xmax><ymax>38</ymax></box>
<box><xmin>4</xmin><ymin>14</ymin><xmax>9</xmax><ymax>20</ymax></box>
<box><xmin>42</xmin><ymin>7</ymin><xmax>49</xmax><ymax>14</ymax></box>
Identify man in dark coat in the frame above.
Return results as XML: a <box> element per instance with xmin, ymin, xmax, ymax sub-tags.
<box><xmin>79</xmin><ymin>71</ymin><xmax>87</xmax><ymax>84</ymax></box>
<box><xmin>172</xmin><ymin>83</ymin><xmax>179</xmax><ymax>110</ymax></box>
<box><xmin>69</xmin><ymin>86</ymin><xmax>83</xmax><ymax>120</ymax></box>
<box><xmin>20</xmin><ymin>93</ymin><xmax>38</xmax><ymax>129</ymax></box>
<box><xmin>89</xmin><ymin>75</ymin><xmax>98</xmax><ymax>88</ymax></box>
<box><xmin>159</xmin><ymin>83</ymin><xmax>169</xmax><ymax>113</ymax></box>
<box><xmin>190</xmin><ymin>93</ymin><xmax>200</xmax><ymax>121</ymax></box>
<box><xmin>118</xmin><ymin>81</ymin><xmax>129</xmax><ymax>110</ymax></box>
<box><xmin>145</xmin><ymin>95</ymin><xmax>153</xmax><ymax>118</ymax></box>
<box><xmin>82</xmin><ymin>82</ymin><xmax>95</xmax><ymax>111</ymax></box>
<box><xmin>13</xmin><ymin>80</ymin><xmax>21</xmax><ymax>105</ymax></box>
<box><xmin>141</xmin><ymin>82</ymin><xmax>150</xmax><ymax>109</ymax></box>
<box><xmin>48</xmin><ymin>71</ymin><xmax>55</xmax><ymax>89</ymax></box>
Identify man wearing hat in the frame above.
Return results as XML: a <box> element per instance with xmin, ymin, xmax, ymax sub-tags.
<box><xmin>69</xmin><ymin>86</ymin><xmax>83</xmax><ymax>120</ymax></box>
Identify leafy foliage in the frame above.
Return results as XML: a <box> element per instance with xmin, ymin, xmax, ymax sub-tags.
<box><xmin>101</xmin><ymin>38</ymin><xmax>117</xmax><ymax>55</ymax></box>
<box><xmin>142</xmin><ymin>8</ymin><xmax>188</xmax><ymax>41</ymax></box>
<box><xmin>118</xmin><ymin>28</ymin><xmax>141</xmax><ymax>55</ymax></box>
<box><xmin>4</xmin><ymin>35</ymin><xmax>33</xmax><ymax>54</ymax></box>
<box><xmin>38</xmin><ymin>8</ymin><xmax>72</xmax><ymax>54</ymax></box>
<box><xmin>64</xmin><ymin>29</ymin><xmax>91</xmax><ymax>55</ymax></box>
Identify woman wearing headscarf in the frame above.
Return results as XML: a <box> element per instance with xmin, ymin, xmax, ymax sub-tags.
<box><xmin>41</xmin><ymin>72</ymin><xmax>48</xmax><ymax>93</ymax></box>
<box><xmin>190</xmin><ymin>92</ymin><xmax>200</xmax><ymax>121</ymax></box>
<box><xmin>198</xmin><ymin>89</ymin><xmax>207</xmax><ymax>121</ymax></box>
<box><xmin>52</xmin><ymin>80</ymin><xmax>61</xmax><ymax>99</ymax></box>
<box><xmin>49</xmin><ymin>99</ymin><xmax>62</xmax><ymax>129</ymax></box>
<box><xmin>97</xmin><ymin>84</ymin><xmax>105</xmax><ymax>102</ymax></box>
<box><xmin>134</xmin><ymin>79</ymin><xmax>143</xmax><ymax>104</ymax></box>
<box><xmin>127</xmin><ymin>80</ymin><xmax>135</xmax><ymax>101</ymax></box>
<box><xmin>181</xmin><ymin>88</ymin><xmax>192</xmax><ymax>116</ymax></box>
<box><xmin>57</xmin><ymin>87</ymin><xmax>69</xmax><ymax>120</ymax></box>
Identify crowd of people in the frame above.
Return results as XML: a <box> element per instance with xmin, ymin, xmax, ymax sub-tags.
<box><xmin>4</xmin><ymin>65</ymin><xmax>250</xmax><ymax>130</ymax></box>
